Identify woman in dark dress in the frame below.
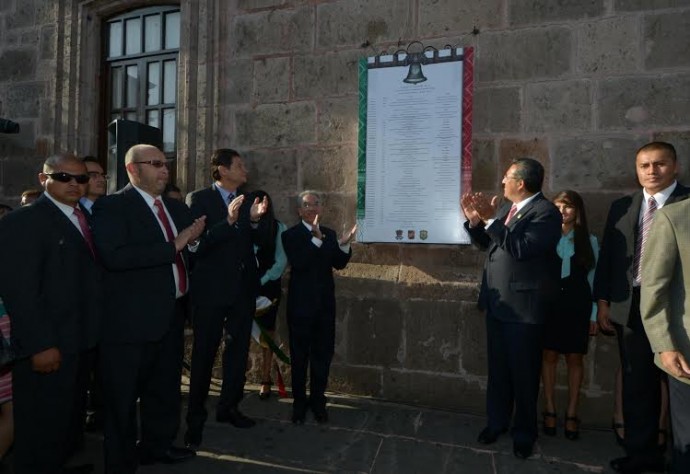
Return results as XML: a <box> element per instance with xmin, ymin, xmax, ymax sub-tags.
<box><xmin>541</xmin><ymin>190</ymin><xmax>599</xmax><ymax>440</ymax></box>
<box><xmin>251</xmin><ymin>191</ymin><xmax>287</xmax><ymax>399</ymax></box>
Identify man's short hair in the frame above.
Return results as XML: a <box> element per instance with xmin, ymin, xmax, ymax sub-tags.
<box><xmin>81</xmin><ymin>155</ymin><xmax>100</xmax><ymax>165</ymax></box>
<box><xmin>21</xmin><ymin>189</ymin><xmax>42</xmax><ymax>199</ymax></box>
<box><xmin>511</xmin><ymin>158</ymin><xmax>544</xmax><ymax>194</ymax></box>
<box><xmin>297</xmin><ymin>190</ymin><xmax>321</xmax><ymax>207</ymax></box>
<box><xmin>211</xmin><ymin>149</ymin><xmax>241</xmax><ymax>181</ymax></box>
<box><xmin>43</xmin><ymin>153</ymin><xmax>83</xmax><ymax>173</ymax></box>
<box><xmin>636</xmin><ymin>141</ymin><xmax>677</xmax><ymax>162</ymax></box>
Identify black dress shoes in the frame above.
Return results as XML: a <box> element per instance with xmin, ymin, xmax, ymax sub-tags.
<box><xmin>477</xmin><ymin>427</ymin><xmax>505</xmax><ymax>445</ymax></box>
<box><xmin>610</xmin><ymin>455</ymin><xmax>666</xmax><ymax>473</ymax></box>
<box><xmin>183</xmin><ymin>431</ymin><xmax>201</xmax><ymax>451</ymax></box>
<box><xmin>216</xmin><ymin>407</ymin><xmax>256</xmax><ymax>428</ymax></box>
<box><xmin>513</xmin><ymin>441</ymin><xmax>534</xmax><ymax>459</ymax></box>
<box><xmin>292</xmin><ymin>402</ymin><xmax>307</xmax><ymax>425</ymax></box>
<box><xmin>139</xmin><ymin>446</ymin><xmax>196</xmax><ymax>465</ymax></box>
<box><xmin>312</xmin><ymin>405</ymin><xmax>329</xmax><ymax>424</ymax></box>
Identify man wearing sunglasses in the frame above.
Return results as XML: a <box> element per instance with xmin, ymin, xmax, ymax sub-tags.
<box><xmin>91</xmin><ymin>144</ymin><xmax>206</xmax><ymax>472</ymax></box>
<box><xmin>0</xmin><ymin>153</ymin><xmax>103</xmax><ymax>474</ymax></box>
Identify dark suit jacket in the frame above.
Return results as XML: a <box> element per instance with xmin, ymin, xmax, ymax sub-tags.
<box><xmin>282</xmin><ymin>223</ymin><xmax>351</xmax><ymax>319</ymax></box>
<box><xmin>91</xmin><ymin>184</ymin><xmax>193</xmax><ymax>343</ymax></box>
<box><xmin>0</xmin><ymin>195</ymin><xmax>103</xmax><ymax>357</ymax></box>
<box><xmin>593</xmin><ymin>183</ymin><xmax>689</xmax><ymax>326</ymax></box>
<box><xmin>186</xmin><ymin>185</ymin><xmax>259</xmax><ymax>307</ymax></box>
<box><xmin>464</xmin><ymin>193</ymin><xmax>562</xmax><ymax>324</ymax></box>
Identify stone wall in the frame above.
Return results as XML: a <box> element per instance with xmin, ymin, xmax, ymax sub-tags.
<box><xmin>1</xmin><ymin>0</ymin><xmax>690</xmax><ymax>426</ymax></box>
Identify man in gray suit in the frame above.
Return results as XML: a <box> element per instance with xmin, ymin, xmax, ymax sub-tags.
<box><xmin>641</xmin><ymin>197</ymin><xmax>690</xmax><ymax>474</ymax></box>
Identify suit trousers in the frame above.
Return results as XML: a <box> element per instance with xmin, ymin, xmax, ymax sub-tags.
<box><xmin>287</xmin><ymin>311</ymin><xmax>336</xmax><ymax>409</ymax></box>
<box><xmin>485</xmin><ymin>316</ymin><xmax>544</xmax><ymax>444</ymax></box>
<box><xmin>13</xmin><ymin>351</ymin><xmax>88</xmax><ymax>474</ymax></box>
<box><xmin>615</xmin><ymin>288</ymin><xmax>662</xmax><ymax>460</ymax></box>
<box><xmin>101</xmin><ymin>300</ymin><xmax>186</xmax><ymax>474</ymax></box>
<box><xmin>186</xmin><ymin>288</ymin><xmax>254</xmax><ymax>437</ymax></box>
<box><xmin>669</xmin><ymin>377</ymin><xmax>690</xmax><ymax>473</ymax></box>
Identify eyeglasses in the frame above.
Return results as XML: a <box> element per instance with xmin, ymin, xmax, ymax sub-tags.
<box><xmin>87</xmin><ymin>171</ymin><xmax>108</xmax><ymax>179</ymax></box>
<box><xmin>301</xmin><ymin>201</ymin><xmax>321</xmax><ymax>209</ymax></box>
<box><xmin>45</xmin><ymin>172</ymin><xmax>90</xmax><ymax>184</ymax></box>
<box><xmin>503</xmin><ymin>174</ymin><xmax>521</xmax><ymax>181</ymax></box>
<box><xmin>134</xmin><ymin>160</ymin><xmax>171</xmax><ymax>168</ymax></box>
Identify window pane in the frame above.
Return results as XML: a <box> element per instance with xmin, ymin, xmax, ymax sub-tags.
<box><xmin>147</xmin><ymin>62</ymin><xmax>160</xmax><ymax>105</ymax></box>
<box><xmin>125</xmin><ymin>111</ymin><xmax>138</xmax><ymax>121</ymax></box>
<box><xmin>163</xmin><ymin>60</ymin><xmax>176</xmax><ymax>104</ymax></box>
<box><xmin>109</xmin><ymin>22</ymin><xmax>123</xmax><ymax>57</ymax></box>
<box><xmin>125</xmin><ymin>18</ymin><xmax>142</xmax><ymax>55</ymax></box>
<box><xmin>147</xmin><ymin>110</ymin><xmax>160</xmax><ymax>129</ymax></box>
<box><xmin>162</xmin><ymin>108</ymin><xmax>176</xmax><ymax>152</ymax></box>
<box><xmin>111</xmin><ymin>67</ymin><xmax>123</xmax><ymax>109</ymax></box>
<box><xmin>144</xmin><ymin>15</ymin><xmax>161</xmax><ymax>52</ymax></box>
<box><xmin>165</xmin><ymin>12</ymin><xmax>180</xmax><ymax>49</ymax></box>
<box><xmin>126</xmin><ymin>65</ymin><xmax>139</xmax><ymax>108</ymax></box>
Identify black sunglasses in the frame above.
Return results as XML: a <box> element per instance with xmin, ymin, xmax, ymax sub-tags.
<box><xmin>45</xmin><ymin>172</ymin><xmax>90</xmax><ymax>184</ymax></box>
<box><xmin>134</xmin><ymin>160</ymin><xmax>171</xmax><ymax>168</ymax></box>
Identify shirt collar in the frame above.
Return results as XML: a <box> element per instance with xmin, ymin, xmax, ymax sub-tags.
<box><xmin>643</xmin><ymin>181</ymin><xmax>677</xmax><ymax>206</ymax></box>
<box><xmin>79</xmin><ymin>197</ymin><xmax>94</xmax><ymax>212</ymax></box>
<box><xmin>214</xmin><ymin>182</ymin><xmax>237</xmax><ymax>203</ymax></box>
<box><xmin>44</xmin><ymin>190</ymin><xmax>78</xmax><ymax>217</ymax></box>
<box><xmin>301</xmin><ymin>220</ymin><xmax>313</xmax><ymax>231</ymax></box>
<box><xmin>512</xmin><ymin>191</ymin><xmax>541</xmax><ymax>212</ymax></box>
<box><xmin>131</xmin><ymin>184</ymin><xmax>160</xmax><ymax>207</ymax></box>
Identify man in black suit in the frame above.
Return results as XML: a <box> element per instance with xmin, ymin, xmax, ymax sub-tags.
<box><xmin>0</xmin><ymin>154</ymin><xmax>102</xmax><ymax>474</ymax></box>
<box><xmin>461</xmin><ymin>158</ymin><xmax>561</xmax><ymax>459</ymax></box>
<box><xmin>282</xmin><ymin>190</ymin><xmax>355</xmax><ymax>424</ymax></box>
<box><xmin>92</xmin><ymin>144</ymin><xmax>205</xmax><ymax>473</ymax></box>
<box><xmin>184</xmin><ymin>149</ymin><xmax>267</xmax><ymax>450</ymax></box>
<box><xmin>594</xmin><ymin>141</ymin><xmax>688</xmax><ymax>474</ymax></box>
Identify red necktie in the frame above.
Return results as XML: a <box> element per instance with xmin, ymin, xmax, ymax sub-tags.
<box><xmin>153</xmin><ymin>199</ymin><xmax>187</xmax><ymax>294</ymax></box>
<box><xmin>504</xmin><ymin>204</ymin><xmax>518</xmax><ymax>225</ymax></box>
<box><xmin>73</xmin><ymin>207</ymin><xmax>96</xmax><ymax>258</ymax></box>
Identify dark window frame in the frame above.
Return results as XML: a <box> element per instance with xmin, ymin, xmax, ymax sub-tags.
<box><xmin>101</xmin><ymin>6</ymin><xmax>180</xmax><ymax>161</ymax></box>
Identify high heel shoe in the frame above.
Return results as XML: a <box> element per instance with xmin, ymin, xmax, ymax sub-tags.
<box><xmin>542</xmin><ymin>411</ymin><xmax>557</xmax><ymax>436</ymax></box>
<box><xmin>259</xmin><ymin>380</ymin><xmax>272</xmax><ymax>400</ymax></box>
<box><xmin>611</xmin><ymin>419</ymin><xmax>624</xmax><ymax>446</ymax></box>
<box><xmin>565</xmin><ymin>414</ymin><xmax>580</xmax><ymax>440</ymax></box>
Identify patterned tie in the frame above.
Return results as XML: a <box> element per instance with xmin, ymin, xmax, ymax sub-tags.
<box><xmin>504</xmin><ymin>204</ymin><xmax>518</xmax><ymax>225</ymax></box>
<box><xmin>633</xmin><ymin>196</ymin><xmax>658</xmax><ymax>284</ymax></box>
<box><xmin>73</xmin><ymin>207</ymin><xmax>96</xmax><ymax>258</ymax></box>
<box><xmin>153</xmin><ymin>199</ymin><xmax>187</xmax><ymax>294</ymax></box>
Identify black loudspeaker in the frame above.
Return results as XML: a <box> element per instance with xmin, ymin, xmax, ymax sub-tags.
<box><xmin>107</xmin><ymin>119</ymin><xmax>163</xmax><ymax>192</ymax></box>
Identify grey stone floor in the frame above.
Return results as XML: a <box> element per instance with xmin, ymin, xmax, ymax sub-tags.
<box><xmin>62</xmin><ymin>381</ymin><xmax>627</xmax><ymax>473</ymax></box>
